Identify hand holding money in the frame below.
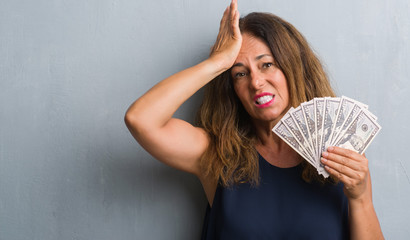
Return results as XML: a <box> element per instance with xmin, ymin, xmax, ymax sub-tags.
<box><xmin>321</xmin><ymin>146</ymin><xmax>370</xmax><ymax>200</ymax></box>
<box><xmin>272</xmin><ymin>96</ymin><xmax>381</xmax><ymax>178</ymax></box>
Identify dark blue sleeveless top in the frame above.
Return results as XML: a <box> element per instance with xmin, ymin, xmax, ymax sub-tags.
<box><xmin>201</xmin><ymin>154</ymin><xmax>349</xmax><ymax>240</ymax></box>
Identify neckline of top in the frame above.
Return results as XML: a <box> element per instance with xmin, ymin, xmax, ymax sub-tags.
<box><xmin>257</xmin><ymin>152</ymin><xmax>302</xmax><ymax>170</ymax></box>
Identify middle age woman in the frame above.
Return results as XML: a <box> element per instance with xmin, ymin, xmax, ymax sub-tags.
<box><xmin>125</xmin><ymin>0</ymin><xmax>384</xmax><ymax>239</ymax></box>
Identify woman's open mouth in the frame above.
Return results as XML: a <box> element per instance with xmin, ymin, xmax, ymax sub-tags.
<box><xmin>254</xmin><ymin>93</ymin><xmax>275</xmax><ymax>108</ymax></box>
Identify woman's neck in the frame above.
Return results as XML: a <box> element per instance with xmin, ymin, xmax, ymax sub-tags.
<box><xmin>253</xmin><ymin>120</ymin><xmax>302</xmax><ymax>168</ymax></box>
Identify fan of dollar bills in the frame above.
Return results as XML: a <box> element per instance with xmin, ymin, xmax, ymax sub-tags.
<box><xmin>272</xmin><ymin>96</ymin><xmax>381</xmax><ymax>178</ymax></box>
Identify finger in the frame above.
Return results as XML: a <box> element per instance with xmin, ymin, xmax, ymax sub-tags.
<box><xmin>322</xmin><ymin>158</ymin><xmax>367</xmax><ymax>193</ymax></box>
<box><xmin>220</xmin><ymin>6</ymin><xmax>230</xmax><ymax>29</ymax></box>
<box><xmin>323</xmin><ymin>164</ymin><xmax>356</xmax><ymax>187</ymax></box>
<box><xmin>216</xmin><ymin>6</ymin><xmax>231</xmax><ymax>43</ymax></box>
<box><xmin>322</xmin><ymin>151</ymin><xmax>361</xmax><ymax>171</ymax></box>
<box><xmin>229</xmin><ymin>0</ymin><xmax>240</xmax><ymax>37</ymax></box>
<box><xmin>230</xmin><ymin>0</ymin><xmax>237</xmax><ymax>11</ymax></box>
<box><xmin>231</xmin><ymin>9</ymin><xmax>241</xmax><ymax>37</ymax></box>
<box><xmin>230</xmin><ymin>0</ymin><xmax>237</xmax><ymax>18</ymax></box>
<box><xmin>321</xmin><ymin>157</ymin><xmax>362</xmax><ymax>179</ymax></box>
<box><xmin>327</xmin><ymin>146</ymin><xmax>365</xmax><ymax>162</ymax></box>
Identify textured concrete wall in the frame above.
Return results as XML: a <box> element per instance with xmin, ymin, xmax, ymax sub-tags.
<box><xmin>1</xmin><ymin>0</ymin><xmax>409</xmax><ymax>239</ymax></box>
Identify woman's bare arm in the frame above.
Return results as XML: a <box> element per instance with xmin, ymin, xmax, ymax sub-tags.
<box><xmin>125</xmin><ymin>60</ymin><xmax>224</xmax><ymax>175</ymax></box>
<box><xmin>124</xmin><ymin>0</ymin><xmax>242</xmax><ymax>177</ymax></box>
<box><xmin>348</xmin><ymin>174</ymin><xmax>384</xmax><ymax>240</ymax></box>
<box><xmin>321</xmin><ymin>147</ymin><xmax>384</xmax><ymax>239</ymax></box>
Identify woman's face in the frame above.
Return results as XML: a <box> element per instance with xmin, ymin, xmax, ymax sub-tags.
<box><xmin>231</xmin><ymin>33</ymin><xmax>290</xmax><ymax>124</ymax></box>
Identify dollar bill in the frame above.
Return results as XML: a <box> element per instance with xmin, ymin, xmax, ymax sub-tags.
<box><xmin>301</xmin><ymin>101</ymin><xmax>317</xmax><ymax>160</ymax></box>
<box><xmin>331</xmin><ymin>103</ymin><xmax>363</xmax><ymax>146</ymax></box>
<box><xmin>329</xmin><ymin>96</ymin><xmax>357</xmax><ymax>146</ymax></box>
<box><xmin>290</xmin><ymin>106</ymin><xmax>315</xmax><ymax>159</ymax></box>
<box><xmin>282</xmin><ymin>111</ymin><xmax>316</xmax><ymax>166</ymax></box>
<box><xmin>272</xmin><ymin>96</ymin><xmax>380</xmax><ymax>179</ymax></box>
<box><xmin>272</xmin><ymin>121</ymin><xmax>313</xmax><ymax>165</ymax></box>
<box><xmin>314</xmin><ymin>98</ymin><xmax>325</xmax><ymax>161</ymax></box>
<box><xmin>334</xmin><ymin>109</ymin><xmax>381</xmax><ymax>154</ymax></box>
<box><xmin>320</xmin><ymin>97</ymin><xmax>341</xmax><ymax>155</ymax></box>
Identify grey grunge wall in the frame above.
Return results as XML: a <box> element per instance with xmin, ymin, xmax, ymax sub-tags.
<box><xmin>1</xmin><ymin>0</ymin><xmax>409</xmax><ymax>239</ymax></box>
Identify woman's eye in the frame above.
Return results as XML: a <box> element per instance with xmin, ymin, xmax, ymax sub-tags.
<box><xmin>263</xmin><ymin>62</ymin><xmax>273</xmax><ymax>68</ymax></box>
<box><xmin>234</xmin><ymin>72</ymin><xmax>246</xmax><ymax>78</ymax></box>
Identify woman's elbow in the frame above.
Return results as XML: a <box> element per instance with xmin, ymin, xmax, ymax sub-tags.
<box><xmin>124</xmin><ymin>110</ymin><xmax>145</xmax><ymax>137</ymax></box>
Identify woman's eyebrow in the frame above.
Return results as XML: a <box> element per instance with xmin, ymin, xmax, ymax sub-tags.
<box><xmin>232</xmin><ymin>54</ymin><xmax>273</xmax><ymax>68</ymax></box>
<box><xmin>232</xmin><ymin>62</ymin><xmax>244</xmax><ymax>68</ymax></box>
<box><xmin>255</xmin><ymin>54</ymin><xmax>272</xmax><ymax>60</ymax></box>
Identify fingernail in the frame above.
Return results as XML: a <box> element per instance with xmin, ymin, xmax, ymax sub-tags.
<box><xmin>322</xmin><ymin>152</ymin><xmax>328</xmax><ymax>157</ymax></box>
<box><xmin>321</xmin><ymin>157</ymin><xmax>327</xmax><ymax>163</ymax></box>
<box><xmin>328</xmin><ymin>146</ymin><xmax>334</xmax><ymax>151</ymax></box>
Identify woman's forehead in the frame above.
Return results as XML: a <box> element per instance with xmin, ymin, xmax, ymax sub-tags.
<box><xmin>236</xmin><ymin>34</ymin><xmax>273</xmax><ymax>61</ymax></box>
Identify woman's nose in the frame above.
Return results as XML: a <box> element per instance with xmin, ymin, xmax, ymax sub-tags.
<box><xmin>250</xmin><ymin>71</ymin><xmax>264</xmax><ymax>89</ymax></box>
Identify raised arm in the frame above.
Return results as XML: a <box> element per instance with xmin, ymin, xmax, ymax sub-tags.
<box><xmin>124</xmin><ymin>0</ymin><xmax>242</xmax><ymax>177</ymax></box>
<box><xmin>321</xmin><ymin>147</ymin><xmax>384</xmax><ymax>239</ymax></box>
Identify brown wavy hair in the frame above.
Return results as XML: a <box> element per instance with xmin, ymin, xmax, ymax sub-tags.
<box><xmin>196</xmin><ymin>12</ymin><xmax>336</xmax><ymax>187</ymax></box>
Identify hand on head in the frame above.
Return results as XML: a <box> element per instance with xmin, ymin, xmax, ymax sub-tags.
<box><xmin>210</xmin><ymin>0</ymin><xmax>242</xmax><ymax>71</ymax></box>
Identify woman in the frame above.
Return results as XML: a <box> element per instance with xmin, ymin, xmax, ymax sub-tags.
<box><xmin>125</xmin><ymin>0</ymin><xmax>384</xmax><ymax>239</ymax></box>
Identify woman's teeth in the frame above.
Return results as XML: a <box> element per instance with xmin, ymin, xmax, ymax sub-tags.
<box><xmin>256</xmin><ymin>95</ymin><xmax>273</xmax><ymax>105</ymax></box>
